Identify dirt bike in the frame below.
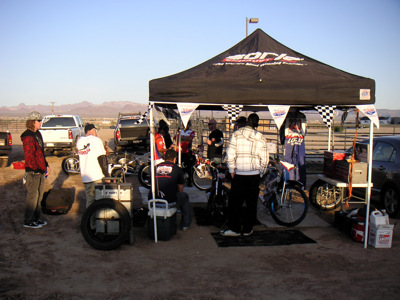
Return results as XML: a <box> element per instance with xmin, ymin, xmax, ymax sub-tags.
<box><xmin>206</xmin><ymin>162</ymin><xmax>231</xmax><ymax>228</ymax></box>
<box><xmin>62</xmin><ymin>152</ymin><xmax>150</xmax><ymax>182</ymax></box>
<box><xmin>137</xmin><ymin>151</ymin><xmax>213</xmax><ymax>190</ymax></box>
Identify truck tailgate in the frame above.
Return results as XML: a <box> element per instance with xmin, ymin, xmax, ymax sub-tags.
<box><xmin>40</xmin><ymin>129</ymin><xmax>72</xmax><ymax>143</ymax></box>
<box><xmin>119</xmin><ymin>126</ymin><xmax>148</xmax><ymax>140</ymax></box>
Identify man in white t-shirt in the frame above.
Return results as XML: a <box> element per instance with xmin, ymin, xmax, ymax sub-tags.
<box><xmin>77</xmin><ymin>124</ymin><xmax>108</xmax><ymax>208</ymax></box>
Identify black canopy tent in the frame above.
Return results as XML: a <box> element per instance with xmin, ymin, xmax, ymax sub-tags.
<box><xmin>147</xmin><ymin>29</ymin><xmax>377</xmax><ymax>246</ymax></box>
<box><xmin>149</xmin><ymin>29</ymin><xmax>375</xmax><ymax>110</ymax></box>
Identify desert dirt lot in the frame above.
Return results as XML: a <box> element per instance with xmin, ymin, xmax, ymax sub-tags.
<box><xmin>1</xmin><ymin>128</ymin><xmax>400</xmax><ymax>299</ymax></box>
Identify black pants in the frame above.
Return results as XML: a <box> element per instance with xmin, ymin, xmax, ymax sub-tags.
<box><xmin>227</xmin><ymin>174</ymin><xmax>260</xmax><ymax>233</ymax></box>
<box><xmin>181</xmin><ymin>153</ymin><xmax>195</xmax><ymax>184</ymax></box>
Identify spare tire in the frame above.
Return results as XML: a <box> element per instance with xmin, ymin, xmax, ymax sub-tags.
<box><xmin>81</xmin><ymin>198</ymin><xmax>131</xmax><ymax>250</ymax></box>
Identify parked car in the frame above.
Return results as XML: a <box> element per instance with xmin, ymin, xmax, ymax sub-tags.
<box><xmin>39</xmin><ymin>114</ymin><xmax>85</xmax><ymax>155</ymax></box>
<box><xmin>0</xmin><ymin>131</ymin><xmax>12</xmax><ymax>167</ymax></box>
<box><xmin>352</xmin><ymin>135</ymin><xmax>400</xmax><ymax>218</ymax></box>
<box><xmin>114</xmin><ymin>113</ymin><xmax>150</xmax><ymax>152</ymax></box>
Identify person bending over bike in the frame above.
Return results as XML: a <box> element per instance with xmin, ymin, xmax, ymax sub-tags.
<box><xmin>222</xmin><ymin>113</ymin><xmax>269</xmax><ymax>237</ymax></box>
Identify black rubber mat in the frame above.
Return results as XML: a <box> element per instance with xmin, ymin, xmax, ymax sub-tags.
<box><xmin>211</xmin><ymin>230</ymin><xmax>316</xmax><ymax>247</ymax></box>
<box><xmin>194</xmin><ymin>206</ymin><xmax>261</xmax><ymax>227</ymax></box>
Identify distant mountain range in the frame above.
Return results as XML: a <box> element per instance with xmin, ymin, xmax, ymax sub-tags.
<box><xmin>0</xmin><ymin>101</ymin><xmax>149</xmax><ymax>118</ymax></box>
<box><xmin>1</xmin><ymin>101</ymin><xmax>400</xmax><ymax>121</ymax></box>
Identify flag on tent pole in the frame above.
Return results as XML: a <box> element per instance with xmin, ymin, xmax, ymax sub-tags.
<box><xmin>134</xmin><ymin>103</ymin><xmax>154</xmax><ymax>124</ymax></box>
<box><xmin>357</xmin><ymin>104</ymin><xmax>380</xmax><ymax>129</ymax></box>
<box><xmin>268</xmin><ymin>105</ymin><xmax>290</xmax><ymax>130</ymax></box>
<box><xmin>315</xmin><ymin>105</ymin><xmax>336</xmax><ymax>127</ymax></box>
<box><xmin>223</xmin><ymin>105</ymin><xmax>243</xmax><ymax>122</ymax></box>
<box><xmin>177</xmin><ymin>103</ymin><xmax>199</xmax><ymax>128</ymax></box>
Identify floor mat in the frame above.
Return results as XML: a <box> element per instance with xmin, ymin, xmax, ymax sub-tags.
<box><xmin>193</xmin><ymin>206</ymin><xmax>261</xmax><ymax>227</ymax></box>
<box><xmin>211</xmin><ymin>230</ymin><xmax>316</xmax><ymax>247</ymax></box>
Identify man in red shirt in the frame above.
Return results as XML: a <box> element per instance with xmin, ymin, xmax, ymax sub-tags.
<box><xmin>175</xmin><ymin>121</ymin><xmax>195</xmax><ymax>187</ymax></box>
<box><xmin>21</xmin><ymin>111</ymin><xmax>51</xmax><ymax>229</ymax></box>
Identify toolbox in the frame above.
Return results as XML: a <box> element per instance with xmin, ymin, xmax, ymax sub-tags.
<box><xmin>147</xmin><ymin>199</ymin><xmax>177</xmax><ymax>241</ymax></box>
<box><xmin>323</xmin><ymin>151</ymin><xmax>347</xmax><ymax>178</ymax></box>
<box><xmin>334</xmin><ymin>160</ymin><xmax>368</xmax><ymax>183</ymax></box>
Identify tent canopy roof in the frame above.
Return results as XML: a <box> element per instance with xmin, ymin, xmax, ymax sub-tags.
<box><xmin>149</xmin><ymin>29</ymin><xmax>375</xmax><ymax>110</ymax></box>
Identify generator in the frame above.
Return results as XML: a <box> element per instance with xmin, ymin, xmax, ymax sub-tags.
<box><xmin>95</xmin><ymin>182</ymin><xmax>133</xmax><ymax>212</ymax></box>
<box><xmin>80</xmin><ymin>180</ymin><xmax>135</xmax><ymax>250</ymax></box>
<box><xmin>94</xmin><ymin>181</ymin><xmax>133</xmax><ymax>234</ymax></box>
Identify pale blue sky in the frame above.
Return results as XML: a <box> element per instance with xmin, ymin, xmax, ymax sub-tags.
<box><xmin>1</xmin><ymin>0</ymin><xmax>399</xmax><ymax>109</ymax></box>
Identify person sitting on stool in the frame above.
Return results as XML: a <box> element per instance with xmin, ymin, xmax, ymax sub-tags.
<box><xmin>148</xmin><ymin>149</ymin><xmax>191</xmax><ymax>231</ymax></box>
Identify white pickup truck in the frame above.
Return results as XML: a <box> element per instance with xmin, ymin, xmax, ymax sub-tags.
<box><xmin>39</xmin><ymin>114</ymin><xmax>85</xmax><ymax>155</ymax></box>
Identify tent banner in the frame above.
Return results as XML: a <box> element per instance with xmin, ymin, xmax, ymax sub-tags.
<box><xmin>315</xmin><ymin>105</ymin><xmax>336</xmax><ymax>127</ymax></box>
<box><xmin>177</xmin><ymin>103</ymin><xmax>199</xmax><ymax>128</ymax></box>
<box><xmin>268</xmin><ymin>105</ymin><xmax>290</xmax><ymax>130</ymax></box>
<box><xmin>134</xmin><ymin>103</ymin><xmax>153</xmax><ymax>124</ymax></box>
<box><xmin>357</xmin><ymin>104</ymin><xmax>380</xmax><ymax>129</ymax></box>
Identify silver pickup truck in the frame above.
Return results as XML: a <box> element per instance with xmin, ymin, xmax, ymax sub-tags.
<box><xmin>39</xmin><ymin>114</ymin><xmax>85</xmax><ymax>155</ymax></box>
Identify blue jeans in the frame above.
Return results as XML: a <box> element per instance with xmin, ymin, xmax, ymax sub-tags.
<box><xmin>24</xmin><ymin>171</ymin><xmax>45</xmax><ymax>223</ymax></box>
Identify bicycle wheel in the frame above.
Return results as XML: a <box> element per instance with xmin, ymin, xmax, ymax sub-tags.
<box><xmin>309</xmin><ymin>180</ymin><xmax>341</xmax><ymax>211</ymax></box>
<box><xmin>81</xmin><ymin>198</ymin><xmax>132</xmax><ymax>250</ymax></box>
<box><xmin>207</xmin><ymin>186</ymin><xmax>229</xmax><ymax>227</ymax></box>
<box><xmin>269</xmin><ymin>184</ymin><xmax>309</xmax><ymax>227</ymax></box>
<box><xmin>137</xmin><ymin>164</ymin><xmax>151</xmax><ymax>189</ymax></box>
<box><xmin>192</xmin><ymin>164</ymin><xmax>213</xmax><ymax>190</ymax></box>
<box><xmin>61</xmin><ymin>155</ymin><xmax>80</xmax><ymax>175</ymax></box>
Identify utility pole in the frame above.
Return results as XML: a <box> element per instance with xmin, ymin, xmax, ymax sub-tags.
<box><xmin>50</xmin><ymin>102</ymin><xmax>55</xmax><ymax>113</ymax></box>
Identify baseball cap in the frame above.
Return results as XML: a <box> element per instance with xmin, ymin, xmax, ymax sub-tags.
<box><xmin>84</xmin><ymin>123</ymin><xmax>96</xmax><ymax>133</ymax></box>
<box><xmin>27</xmin><ymin>111</ymin><xmax>42</xmax><ymax>121</ymax></box>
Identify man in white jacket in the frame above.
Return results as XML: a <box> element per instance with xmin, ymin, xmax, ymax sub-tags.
<box><xmin>222</xmin><ymin>113</ymin><xmax>269</xmax><ymax>236</ymax></box>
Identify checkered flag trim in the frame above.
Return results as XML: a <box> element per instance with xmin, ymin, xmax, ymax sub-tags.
<box><xmin>223</xmin><ymin>105</ymin><xmax>243</xmax><ymax>122</ymax></box>
<box><xmin>134</xmin><ymin>103</ymin><xmax>154</xmax><ymax>124</ymax></box>
<box><xmin>315</xmin><ymin>105</ymin><xmax>336</xmax><ymax>127</ymax></box>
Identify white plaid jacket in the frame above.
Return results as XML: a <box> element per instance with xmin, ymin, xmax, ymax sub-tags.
<box><xmin>226</xmin><ymin>126</ymin><xmax>269</xmax><ymax>176</ymax></box>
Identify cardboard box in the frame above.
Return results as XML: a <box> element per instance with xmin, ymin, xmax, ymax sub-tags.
<box><xmin>368</xmin><ymin>224</ymin><xmax>394</xmax><ymax>248</ymax></box>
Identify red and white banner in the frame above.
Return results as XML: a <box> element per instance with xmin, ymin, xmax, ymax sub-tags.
<box><xmin>177</xmin><ymin>103</ymin><xmax>199</xmax><ymax>128</ymax></box>
<box><xmin>357</xmin><ymin>104</ymin><xmax>380</xmax><ymax>129</ymax></box>
<box><xmin>268</xmin><ymin>105</ymin><xmax>290</xmax><ymax>130</ymax></box>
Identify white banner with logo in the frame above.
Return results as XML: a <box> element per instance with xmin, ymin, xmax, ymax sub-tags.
<box><xmin>268</xmin><ymin>105</ymin><xmax>290</xmax><ymax>130</ymax></box>
<box><xmin>177</xmin><ymin>103</ymin><xmax>199</xmax><ymax>128</ymax></box>
<box><xmin>357</xmin><ymin>104</ymin><xmax>380</xmax><ymax>129</ymax></box>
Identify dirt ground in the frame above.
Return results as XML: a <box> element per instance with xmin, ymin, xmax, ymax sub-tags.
<box><xmin>1</xmin><ymin>129</ymin><xmax>400</xmax><ymax>300</ymax></box>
